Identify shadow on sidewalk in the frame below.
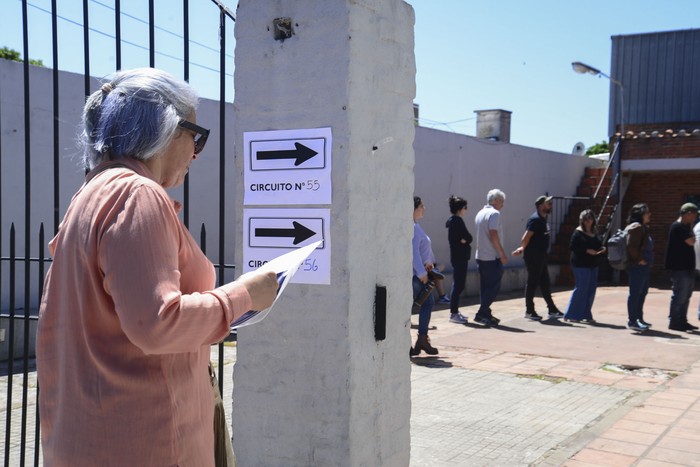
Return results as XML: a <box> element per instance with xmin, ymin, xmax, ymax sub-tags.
<box><xmin>410</xmin><ymin>357</ymin><xmax>453</xmax><ymax>368</ymax></box>
<box><xmin>629</xmin><ymin>329</ymin><xmax>689</xmax><ymax>339</ymax></box>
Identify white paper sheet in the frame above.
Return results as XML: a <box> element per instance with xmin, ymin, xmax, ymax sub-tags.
<box><xmin>230</xmin><ymin>240</ymin><xmax>322</xmax><ymax>329</ymax></box>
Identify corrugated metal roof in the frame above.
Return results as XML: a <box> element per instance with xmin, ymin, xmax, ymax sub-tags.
<box><xmin>609</xmin><ymin>28</ymin><xmax>700</xmax><ymax>136</ymax></box>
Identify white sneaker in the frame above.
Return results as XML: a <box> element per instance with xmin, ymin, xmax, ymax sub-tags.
<box><xmin>449</xmin><ymin>313</ymin><xmax>468</xmax><ymax>324</ymax></box>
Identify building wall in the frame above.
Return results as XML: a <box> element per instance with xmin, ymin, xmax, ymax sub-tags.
<box><xmin>610</xmin><ymin>28</ymin><xmax>700</xmax><ymax>136</ymax></box>
<box><xmin>622</xmin><ymin>172</ymin><xmax>700</xmax><ymax>278</ymax></box>
<box><xmin>0</xmin><ymin>58</ymin><xmax>605</xmax><ymax>311</ymax></box>
<box><xmin>621</xmin><ymin>122</ymin><xmax>700</xmax><ymax>160</ymax></box>
<box><xmin>413</xmin><ymin>126</ymin><xmax>603</xmax><ymax>292</ymax></box>
<box><xmin>0</xmin><ymin>58</ymin><xmax>237</xmax><ymax>312</ymax></box>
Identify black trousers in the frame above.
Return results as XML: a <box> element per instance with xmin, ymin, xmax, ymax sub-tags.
<box><xmin>524</xmin><ymin>250</ymin><xmax>556</xmax><ymax>313</ymax></box>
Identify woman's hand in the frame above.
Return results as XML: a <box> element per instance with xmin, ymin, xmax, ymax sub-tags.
<box><xmin>237</xmin><ymin>270</ymin><xmax>278</xmax><ymax>311</ymax></box>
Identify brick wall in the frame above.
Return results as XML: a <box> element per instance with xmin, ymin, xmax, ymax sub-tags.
<box><xmin>622</xmin><ymin>172</ymin><xmax>700</xmax><ymax>278</ymax></box>
<box><xmin>619</xmin><ymin>122</ymin><xmax>700</xmax><ymax>160</ymax></box>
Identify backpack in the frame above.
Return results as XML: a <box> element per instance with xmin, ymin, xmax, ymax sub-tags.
<box><xmin>606</xmin><ymin>228</ymin><xmax>629</xmax><ymax>270</ymax></box>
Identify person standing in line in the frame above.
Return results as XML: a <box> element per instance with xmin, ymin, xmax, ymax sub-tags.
<box><xmin>694</xmin><ymin>217</ymin><xmax>700</xmax><ymax>321</ymax></box>
<box><xmin>411</xmin><ymin>196</ymin><xmax>439</xmax><ymax>355</ymax></box>
<box><xmin>665</xmin><ymin>203</ymin><xmax>699</xmax><ymax>332</ymax></box>
<box><xmin>473</xmin><ymin>189</ymin><xmax>508</xmax><ymax>327</ymax></box>
<box><xmin>445</xmin><ymin>195</ymin><xmax>472</xmax><ymax>324</ymax></box>
<box><xmin>625</xmin><ymin>203</ymin><xmax>654</xmax><ymax>331</ymax></box>
<box><xmin>512</xmin><ymin>195</ymin><xmax>564</xmax><ymax>320</ymax></box>
<box><xmin>563</xmin><ymin>209</ymin><xmax>606</xmax><ymax>323</ymax></box>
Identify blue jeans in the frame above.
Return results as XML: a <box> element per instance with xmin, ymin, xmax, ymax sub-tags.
<box><xmin>476</xmin><ymin>259</ymin><xmax>502</xmax><ymax>318</ymax></box>
<box><xmin>564</xmin><ymin>267</ymin><xmax>598</xmax><ymax>321</ymax></box>
<box><xmin>450</xmin><ymin>260</ymin><xmax>468</xmax><ymax>315</ymax></box>
<box><xmin>627</xmin><ymin>264</ymin><xmax>650</xmax><ymax>325</ymax></box>
<box><xmin>413</xmin><ymin>275</ymin><xmax>435</xmax><ymax>336</ymax></box>
<box><xmin>669</xmin><ymin>270</ymin><xmax>695</xmax><ymax>325</ymax></box>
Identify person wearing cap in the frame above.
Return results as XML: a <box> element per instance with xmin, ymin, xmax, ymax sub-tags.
<box><xmin>512</xmin><ymin>195</ymin><xmax>563</xmax><ymax>320</ymax></box>
<box><xmin>664</xmin><ymin>202</ymin><xmax>699</xmax><ymax>332</ymax></box>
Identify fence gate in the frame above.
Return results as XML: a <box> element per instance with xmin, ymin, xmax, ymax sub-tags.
<box><xmin>1</xmin><ymin>1</ymin><xmax>236</xmax><ymax>465</ymax></box>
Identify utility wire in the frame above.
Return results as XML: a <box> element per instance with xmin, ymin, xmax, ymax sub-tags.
<box><xmin>23</xmin><ymin>0</ymin><xmax>233</xmax><ymax>77</ymax></box>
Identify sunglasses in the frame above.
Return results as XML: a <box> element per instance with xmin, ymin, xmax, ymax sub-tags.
<box><xmin>178</xmin><ymin>119</ymin><xmax>210</xmax><ymax>155</ymax></box>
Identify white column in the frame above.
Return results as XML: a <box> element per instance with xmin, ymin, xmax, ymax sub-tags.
<box><xmin>232</xmin><ymin>1</ymin><xmax>416</xmax><ymax>465</ymax></box>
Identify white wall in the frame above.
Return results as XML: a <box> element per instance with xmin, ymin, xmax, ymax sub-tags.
<box><xmin>1</xmin><ymin>62</ymin><xmax>603</xmax><ymax>309</ymax></box>
<box><xmin>413</xmin><ymin>126</ymin><xmax>604</xmax><ymax>292</ymax></box>
<box><xmin>0</xmin><ymin>58</ymin><xmax>236</xmax><ymax>311</ymax></box>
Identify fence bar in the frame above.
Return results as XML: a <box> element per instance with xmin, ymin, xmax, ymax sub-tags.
<box><xmin>82</xmin><ymin>0</ymin><xmax>90</xmax><ymax>96</ymax></box>
<box><xmin>149</xmin><ymin>0</ymin><xmax>155</xmax><ymax>67</ymax></box>
<box><xmin>183</xmin><ymin>0</ymin><xmax>190</xmax><ymax>227</ymax></box>
<box><xmin>217</xmin><ymin>8</ymin><xmax>227</xmax><ymax>393</ymax></box>
<box><xmin>51</xmin><ymin>0</ymin><xmax>60</xmax><ymax>236</ymax></box>
<box><xmin>22</xmin><ymin>2</ymin><xmax>32</xmax><ymax>461</ymax></box>
<box><xmin>4</xmin><ymin>225</ymin><xmax>16</xmax><ymax>467</ymax></box>
<box><xmin>115</xmin><ymin>0</ymin><xmax>121</xmax><ymax>71</ymax></box>
<box><xmin>34</xmin><ymin>226</ymin><xmax>45</xmax><ymax>465</ymax></box>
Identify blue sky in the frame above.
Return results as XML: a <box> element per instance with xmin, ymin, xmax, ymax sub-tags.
<box><xmin>3</xmin><ymin>0</ymin><xmax>699</xmax><ymax>153</ymax></box>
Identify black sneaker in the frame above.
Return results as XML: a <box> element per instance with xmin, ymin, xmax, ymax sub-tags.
<box><xmin>489</xmin><ymin>315</ymin><xmax>501</xmax><ymax>325</ymax></box>
<box><xmin>548</xmin><ymin>309</ymin><xmax>564</xmax><ymax>318</ymax></box>
<box><xmin>525</xmin><ymin>311</ymin><xmax>542</xmax><ymax>321</ymax></box>
<box><xmin>474</xmin><ymin>316</ymin><xmax>492</xmax><ymax>327</ymax></box>
<box><xmin>639</xmin><ymin>319</ymin><xmax>652</xmax><ymax>328</ymax></box>
<box><xmin>629</xmin><ymin>320</ymin><xmax>649</xmax><ymax>331</ymax></box>
<box><xmin>687</xmin><ymin>323</ymin><xmax>699</xmax><ymax>331</ymax></box>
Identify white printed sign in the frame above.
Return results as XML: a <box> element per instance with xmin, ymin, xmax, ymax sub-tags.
<box><xmin>243</xmin><ymin>208</ymin><xmax>330</xmax><ymax>285</ymax></box>
<box><xmin>243</xmin><ymin>127</ymin><xmax>332</xmax><ymax>205</ymax></box>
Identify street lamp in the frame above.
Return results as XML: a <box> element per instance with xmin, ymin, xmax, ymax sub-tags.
<box><xmin>571</xmin><ymin>61</ymin><xmax>625</xmax><ymax>240</ymax></box>
<box><xmin>571</xmin><ymin>61</ymin><xmax>624</xmax><ymax>135</ymax></box>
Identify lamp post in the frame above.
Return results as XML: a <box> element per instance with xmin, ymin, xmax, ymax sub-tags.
<box><xmin>572</xmin><ymin>61</ymin><xmax>625</xmax><ymax>235</ymax></box>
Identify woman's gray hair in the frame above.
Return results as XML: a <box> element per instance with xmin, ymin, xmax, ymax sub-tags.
<box><xmin>80</xmin><ymin>67</ymin><xmax>199</xmax><ymax>170</ymax></box>
<box><xmin>487</xmin><ymin>189</ymin><xmax>506</xmax><ymax>205</ymax></box>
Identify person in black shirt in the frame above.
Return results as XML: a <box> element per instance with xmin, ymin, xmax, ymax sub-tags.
<box><xmin>563</xmin><ymin>209</ymin><xmax>606</xmax><ymax>323</ymax></box>
<box><xmin>446</xmin><ymin>195</ymin><xmax>473</xmax><ymax>325</ymax></box>
<box><xmin>665</xmin><ymin>202</ymin><xmax>699</xmax><ymax>332</ymax></box>
<box><xmin>512</xmin><ymin>195</ymin><xmax>563</xmax><ymax>320</ymax></box>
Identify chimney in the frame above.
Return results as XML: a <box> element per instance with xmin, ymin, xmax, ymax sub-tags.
<box><xmin>474</xmin><ymin>109</ymin><xmax>512</xmax><ymax>143</ymax></box>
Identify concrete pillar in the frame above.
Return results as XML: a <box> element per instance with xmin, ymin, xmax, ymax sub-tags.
<box><xmin>232</xmin><ymin>1</ymin><xmax>416</xmax><ymax>466</ymax></box>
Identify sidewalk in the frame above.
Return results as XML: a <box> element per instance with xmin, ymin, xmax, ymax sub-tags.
<box><xmin>410</xmin><ymin>285</ymin><xmax>700</xmax><ymax>466</ymax></box>
<box><xmin>3</xmin><ymin>286</ymin><xmax>700</xmax><ymax>466</ymax></box>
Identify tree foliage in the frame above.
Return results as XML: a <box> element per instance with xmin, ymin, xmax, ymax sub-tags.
<box><xmin>585</xmin><ymin>140</ymin><xmax>609</xmax><ymax>156</ymax></box>
<box><xmin>0</xmin><ymin>46</ymin><xmax>44</xmax><ymax>67</ymax></box>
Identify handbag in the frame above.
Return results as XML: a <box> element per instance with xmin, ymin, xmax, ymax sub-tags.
<box><xmin>210</xmin><ymin>363</ymin><xmax>236</xmax><ymax>467</ymax></box>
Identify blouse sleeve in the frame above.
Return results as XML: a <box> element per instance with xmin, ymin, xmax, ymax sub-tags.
<box><xmin>98</xmin><ymin>184</ymin><xmax>251</xmax><ymax>355</ymax></box>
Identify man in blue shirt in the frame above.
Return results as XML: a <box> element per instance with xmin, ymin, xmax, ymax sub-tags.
<box><xmin>512</xmin><ymin>195</ymin><xmax>563</xmax><ymax>320</ymax></box>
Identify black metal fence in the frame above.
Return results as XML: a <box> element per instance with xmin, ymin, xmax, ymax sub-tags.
<box><xmin>1</xmin><ymin>1</ymin><xmax>236</xmax><ymax>465</ymax></box>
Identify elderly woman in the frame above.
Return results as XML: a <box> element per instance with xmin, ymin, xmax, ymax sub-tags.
<box><xmin>36</xmin><ymin>68</ymin><xmax>278</xmax><ymax>466</ymax></box>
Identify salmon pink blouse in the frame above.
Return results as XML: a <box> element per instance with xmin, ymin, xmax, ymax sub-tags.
<box><xmin>37</xmin><ymin>159</ymin><xmax>251</xmax><ymax>466</ymax></box>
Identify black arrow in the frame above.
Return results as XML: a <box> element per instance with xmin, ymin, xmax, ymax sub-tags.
<box><xmin>256</xmin><ymin>142</ymin><xmax>318</xmax><ymax>166</ymax></box>
<box><xmin>255</xmin><ymin>221</ymin><xmax>316</xmax><ymax>245</ymax></box>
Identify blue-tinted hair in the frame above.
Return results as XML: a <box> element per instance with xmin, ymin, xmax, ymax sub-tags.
<box><xmin>80</xmin><ymin>67</ymin><xmax>199</xmax><ymax>170</ymax></box>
